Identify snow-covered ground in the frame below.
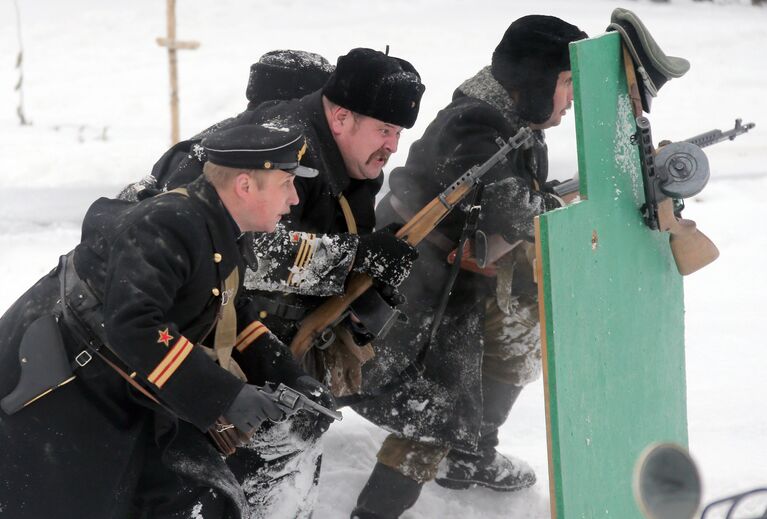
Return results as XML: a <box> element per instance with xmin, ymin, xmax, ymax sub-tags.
<box><xmin>1</xmin><ymin>1</ymin><xmax>765</xmax><ymax>517</ymax></box>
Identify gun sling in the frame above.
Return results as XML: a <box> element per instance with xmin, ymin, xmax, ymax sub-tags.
<box><xmin>336</xmin><ymin>185</ymin><xmax>485</xmax><ymax>408</ymax></box>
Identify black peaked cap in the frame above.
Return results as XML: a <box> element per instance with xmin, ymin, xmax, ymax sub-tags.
<box><xmin>322</xmin><ymin>47</ymin><xmax>425</xmax><ymax>129</ymax></box>
<box><xmin>607</xmin><ymin>8</ymin><xmax>690</xmax><ymax>113</ymax></box>
<box><xmin>202</xmin><ymin>124</ymin><xmax>318</xmax><ymax>178</ymax></box>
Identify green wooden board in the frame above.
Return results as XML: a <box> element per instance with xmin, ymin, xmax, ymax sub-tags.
<box><xmin>536</xmin><ymin>32</ymin><xmax>688</xmax><ymax>519</ymax></box>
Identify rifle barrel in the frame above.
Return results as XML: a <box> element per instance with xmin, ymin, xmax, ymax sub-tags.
<box><xmin>683</xmin><ymin>119</ymin><xmax>755</xmax><ymax>149</ymax></box>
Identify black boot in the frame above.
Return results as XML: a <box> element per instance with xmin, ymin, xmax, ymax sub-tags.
<box><xmin>435</xmin><ymin>381</ymin><xmax>536</xmax><ymax>492</ymax></box>
<box><xmin>351</xmin><ymin>463</ymin><xmax>423</xmax><ymax>519</ymax></box>
<box><xmin>434</xmin><ymin>448</ymin><xmax>536</xmax><ymax>492</ymax></box>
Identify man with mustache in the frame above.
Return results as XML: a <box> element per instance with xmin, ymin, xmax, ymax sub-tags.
<box><xmin>141</xmin><ymin>47</ymin><xmax>425</xmax><ymax>518</ymax></box>
<box><xmin>351</xmin><ymin>16</ymin><xmax>588</xmax><ymax>518</ymax></box>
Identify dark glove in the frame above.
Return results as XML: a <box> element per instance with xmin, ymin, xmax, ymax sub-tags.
<box><xmin>223</xmin><ymin>384</ymin><xmax>285</xmax><ymax>433</ymax></box>
<box><xmin>292</xmin><ymin>375</ymin><xmax>337</xmax><ymax>436</ymax></box>
<box><xmin>376</xmin><ymin>283</ymin><xmax>407</xmax><ymax>307</ymax></box>
<box><xmin>353</xmin><ymin>229</ymin><xmax>418</xmax><ymax>287</ymax></box>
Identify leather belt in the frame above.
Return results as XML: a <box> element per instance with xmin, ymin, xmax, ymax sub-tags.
<box><xmin>250</xmin><ymin>295</ymin><xmax>308</xmax><ymax>321</ymax></box>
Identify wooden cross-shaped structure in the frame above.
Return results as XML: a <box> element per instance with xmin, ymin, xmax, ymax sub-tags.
<box><xmin>156</xmin><ymin>0</ymin><xmax>199</xmax><ymax>145</ymax></box>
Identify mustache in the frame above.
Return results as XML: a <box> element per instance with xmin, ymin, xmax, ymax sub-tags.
<box><xmin>365</xmin><ymin>148</ymin><xmax>391</xmax><ymax>166</ymax></box>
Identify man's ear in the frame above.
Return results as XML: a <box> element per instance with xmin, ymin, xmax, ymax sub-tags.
<box><xmin>233</xmin><ymin>172</ymin><xmax>252</xmax><ymax>199</ymax></box>
<box><xmin>328</xmin><ymin>106</ymin><xmax>352</xmax><ymax>135</ymax></box>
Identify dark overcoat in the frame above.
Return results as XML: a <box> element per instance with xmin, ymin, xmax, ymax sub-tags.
<box><xmin>141</xmin><ymin>90</ymin><xmax>382</xmax><ymax>341</ymax></box>
<box><xmin>151</xmin><ymin>90</ymin><xmax>381</xmax><ymax>237</ymax></box>
<box><xmin>0</xmin><ymin>176</ymin><xmax>303</xmax><ymax>517</ymax></box>
<box><xmin>354</xmin><ymin>67</ymin><xmax>562</xmax><ymax>451</ymax></box>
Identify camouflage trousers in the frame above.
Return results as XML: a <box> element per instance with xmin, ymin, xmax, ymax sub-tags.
<box><xmin>482</xmin><ymin>293</ymin><xmax>541</xmax><ymax>386</ymax></box>
<box><xmin>378</xmin><ymin>292</ymin><xmax>541</xmax><ymax>483</ymax></box>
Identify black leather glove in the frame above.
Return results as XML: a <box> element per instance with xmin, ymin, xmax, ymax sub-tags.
<box><xmin>223</xmin><ymin>384</ymin><xmax>285</xmax><ymax>433</ymax></box>
<box><xmin>292</xmin><ymin>375</ymin><xmax>337</xmax><ymax>436</ymax></box>
<box><xmin>353</xmin><ymin>229</ymin><xmax>418</xmax><ymax>287</ymax></box>
<box><xmin>376</xmin><ymin>283</ymin><xmax>407</xmax><ymax>307</ymax></box>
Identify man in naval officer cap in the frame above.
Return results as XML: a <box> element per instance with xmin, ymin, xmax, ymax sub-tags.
<box><xmin>0</xmin><ymin>123</ymin><xmax>336</xmax><ymax>519</ymax></box>
<box><xmin>126</xmin><ymin>47</ymin><xmax>426</xmax><ymax>519</ymax></box>
<box><xmin>104</xmin><ymin>46</ymin><xmax>425</xmax><ymax>518</ymax></box>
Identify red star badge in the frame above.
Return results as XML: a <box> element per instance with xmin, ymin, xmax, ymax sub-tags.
<box><xmin>157</xmin><ymin>328</ymin><xmax>174</xmax><ymax>347</ymax></box>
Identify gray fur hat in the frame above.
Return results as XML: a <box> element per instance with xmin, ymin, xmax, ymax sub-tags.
<box><xmin>245</xmin><ymin>50</ymin><xmax>334</xmax><ymax>110</ymax></box>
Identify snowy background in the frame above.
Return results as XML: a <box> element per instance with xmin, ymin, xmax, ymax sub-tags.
<box><xmin>1</xmin><ymin>0</ymin><xmax>765</xmax><ymax>517</ymax></box>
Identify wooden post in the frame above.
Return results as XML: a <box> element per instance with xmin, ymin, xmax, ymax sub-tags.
<box><xmin>156</xmin><ymin>0</ymin><xmax>199</xmax><ymax>145</ymax></box>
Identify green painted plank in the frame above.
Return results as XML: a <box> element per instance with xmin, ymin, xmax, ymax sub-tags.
<box><xmin>537</xmin><ymin>32</ymin><xmax>688</xmax><ymax>519</ymax></box>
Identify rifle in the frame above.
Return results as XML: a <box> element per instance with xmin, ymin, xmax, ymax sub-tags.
<box><xmin>546</xmin><ymin>118</ymin><xmax>754</xmax><ymax>204</ymax></box>
<box><xmin>455</xmin><ymin>116</ymin><xmax>755</xmax><ymax>276</ymax></box>
<box><xmin>681</xmin><ymin>118</ymin><xmax>755</xmax><ymax>149</ymax></box>
<box><xmin>289</xmin><ymin>127</ymin><xmax>535</xmax><ymax>361</ymax></box>
<box><xmin>630</xmin><ymin>42</ymin><xmax>756</xmax><ymax>274</ymax></box>
<box><xmin>444</xmin><ymin>177</ymin><xmax>580</xmax><ymax>277</ymax></box>
<box><xmin>467</xmin><ymin>48</ymin><xmax>755</xmax><ymax>278</ymax></box>
<box><xmin>634</xmin><ymin>120</ymin><xmax>756</xmax><ymax>275</ymax></box>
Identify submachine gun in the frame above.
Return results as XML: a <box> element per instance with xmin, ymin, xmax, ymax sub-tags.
<box><xmin>446</xmin><ymin>117</ymin><xmax>755</xmax><ymax>278</ymax></box>
<box><xmin>637</xmin><ymin>117</ymin><xmax>755</xmax><ymax>229</ymax></box>
<box><xmin>634</xmin><ymin>117</ymin><xmax>754</xmax><ymax>275</ymax></box>
<box><xmin>552</xmin><ymin>118</ymin><xmax>755</xmax><ymax>207</ymax></box>
<box><xmin>289</xmin><ymin>127</ymin><xmax>535</xmax><ymax>361</ymax></box>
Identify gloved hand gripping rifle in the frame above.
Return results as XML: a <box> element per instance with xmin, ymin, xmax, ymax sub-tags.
<box><xmin>289</xmin><ymin>127</ymin><xmax>535</xmax><ymax>361</ymax></box>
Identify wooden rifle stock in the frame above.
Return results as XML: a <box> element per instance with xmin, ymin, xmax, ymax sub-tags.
<box><xmin>289</xmin><ymin>180</ymin><xmax>478</xmax><ymax>360</ymax></box>
<box><xmin>289</xmin><ymin>129</ymin><xmax>534</xmax><ymax>360</ymax></box>
<box><xmin>657</xmin><ymin>198</ymin><xmax>719</xmax><ymax>275</ymax></box>
<box><xmin>622</xmin><ymin>44</ymin><xmax>719</xmax><ymax>276</ymax></box>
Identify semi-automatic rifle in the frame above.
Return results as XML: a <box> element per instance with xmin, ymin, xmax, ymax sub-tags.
<box><xmin>456</xmin><ymin>117</ymin><xmax>755</xmax><ymax>276</ymax></box>
<box><xmin>289</xmin><ymin>127</ymin><xmax>534</xmax><ymax>361</ymax></box>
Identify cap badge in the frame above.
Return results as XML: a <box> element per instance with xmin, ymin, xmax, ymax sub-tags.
<box><xmin>297</xmin><ymin>139</ymin><xmax>308</xmax><ymax>162</ymax></box>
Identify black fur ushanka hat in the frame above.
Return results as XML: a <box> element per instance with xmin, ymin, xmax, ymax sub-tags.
<box><xmin>245</xmin><ymin>50</ymin><xmax>334</xmax><ymax>110</ymax></box>
<box><xmin>492</xmin><ymin>15</ymin><xmax>587</xmax><ymax>124</ymax></box>
<box><xmin>322</xmin><ymin>48</ymin><xmax>425</xmax><ymax>129</ymax></box>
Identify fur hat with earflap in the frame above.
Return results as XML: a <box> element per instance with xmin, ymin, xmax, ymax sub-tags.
<box><xmin>492</xmin><ymin>15</ymin><xmax>587</xmax><ymax>124</ymax></box>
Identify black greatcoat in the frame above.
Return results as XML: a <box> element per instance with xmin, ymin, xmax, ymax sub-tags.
<box><xmin>154</xmin><ymin>90</ymin><xmax>382</xmax><ymax>237</ymax></box>
<box><xmin>354</xmin><ymin>67</ymin><xmax>563</xmax><ymax>451</ymax></box>
<box><xmin>145</xmin><ymin>90</ymin><xmax>383</xmax><ymax>341</ymax></box>
<box><xmin>0</xmin><ymin>176</ymin><xmax>281</xmax><ymax>517</ymax></box>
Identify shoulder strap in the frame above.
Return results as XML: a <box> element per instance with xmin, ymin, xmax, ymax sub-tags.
<box><xmin>160</xmin><ymin>186</ymin><xmax>245</xmax><ymax>379</ymax></box>
<box><xmin>338</xmin><ymin>194</ymin><xmax>358</xmax><ymax>235</ymax></box>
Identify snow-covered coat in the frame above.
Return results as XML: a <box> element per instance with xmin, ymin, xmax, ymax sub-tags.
<box><xmin>152</xmin><ymin>90</ymin><xmax>383</xmax><ymax>236</ymax></box>
<box><xmin>354</xmin><ymin>67</ymin><xmax>562</xmax><ymax>451</ymax></box>
<box><xmin>131</xmin><ymin>90</ymin><xmax>382</xmax><ymax>342</ymax></box>
<box><xmin>0</xmin><ymin>176</ymin><xmax>306</xmax><ymax>518</ymax></box>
